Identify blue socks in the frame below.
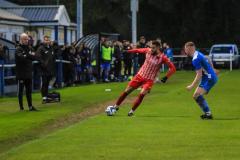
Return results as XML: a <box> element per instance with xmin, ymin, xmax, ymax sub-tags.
<box><xmin>195</xmin><ymin>95</ymin><xmax>211</xmax><ymax>114</ymax></box>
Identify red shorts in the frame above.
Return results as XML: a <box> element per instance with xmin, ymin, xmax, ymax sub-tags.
<box><xmin>128</xmin><ymin>74</ymin><xmax>154</xmax><ymax>90</ymax></box>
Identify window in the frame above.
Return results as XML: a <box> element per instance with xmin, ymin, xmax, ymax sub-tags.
<box><xmin>211</xmin><ymin>46</ymin><xmax>233</xmax><ymax>54</ymax></box>
<box><xmin>0</xmin><ymin>32</ymin><xmax>6</xmax><ymax>39</ymax></box>
<box><xmin>12</xmin><ymin>33</ymin><xmax>20</xmax><ymax>42</ymax></box>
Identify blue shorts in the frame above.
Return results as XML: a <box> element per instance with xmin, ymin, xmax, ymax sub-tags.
<box><xmin>199</xmin><ymin>75</ymin><xmax>218</xmax><ymax>93</ymax></box>
<box><xmin>101</xmin><ymin>62</ymin><xmax>111</xmax><ymax>70</ymax></box>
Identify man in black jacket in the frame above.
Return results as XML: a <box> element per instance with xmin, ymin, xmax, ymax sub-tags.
<box><xmin>36</xmin><ymin>36</ymin><xmax>56</xmax><ymax>103</ymax></box>
<box><xmin>15</xmin><ymin>33</ymin><xmax>37</xmax><ymax>111</ymax></box>
<box><xmin>113</xmin><ymin>41</ymin><xmax>122</xmax><ymax>81</ymax></box>
<box><xmin>122</xmin><ymin>40</ymin><xmax>132</xmax><ymax>79</ymax></box>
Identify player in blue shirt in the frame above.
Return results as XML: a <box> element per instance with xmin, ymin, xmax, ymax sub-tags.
<box><xmin>184</xmin><ymin>42</ymin><xmax>218</xmax><ymax>119</ymax></box>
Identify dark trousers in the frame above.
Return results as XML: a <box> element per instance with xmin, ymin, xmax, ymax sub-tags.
<box><xmin>17</xmin><ymin>79</ymin><xmax>32</xmax><ymax>108</ymax></box>
<box><xmin>41</xmin><ymin>75</ymin><xmax>52</xmax><ymax>98</ymax></box>
<box><xmin>124</xmin><ymin>61</ymin><xmax>132</xmax><ymax>76</ymax></box>
<box><xmin>114</xmin><ymin>60</ymin><xmax>122</xmax><ymax>79</ymax></box>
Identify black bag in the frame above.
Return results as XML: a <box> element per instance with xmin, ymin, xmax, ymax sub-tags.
<box><xmin>47</xmin><ymin>91</ymin><xmax>61</xmax><ymax>103</ymax></box>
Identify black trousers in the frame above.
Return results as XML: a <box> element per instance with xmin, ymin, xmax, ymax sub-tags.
<box><xmin>17</xmin><ymin>79</ymin><xmax>32</xmax><ymax>108</ymax></box>
<box><xmin>41</xmin><ymin>75</ymin><xmax>52</xmax><ymax>98</ymax></box>
<box><xmin>124</xmin><ymin>61</ymin><xmax>132</xmax><ymax>76</ymax></box>
<box><xmin>114</xmin><ymin>60</ymin><xmax>122</xmax><ymax>78</ymax></box>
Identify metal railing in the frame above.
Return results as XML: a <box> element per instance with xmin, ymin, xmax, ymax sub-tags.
<box><xmin>0</xmin><ymin>59</ymin><xmax>72</xmax><ymax>96</ymax></box>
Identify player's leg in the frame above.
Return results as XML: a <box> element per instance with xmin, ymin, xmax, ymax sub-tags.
<box><xmin>128</xmin><ymin>80</ymin><xmax>153</xmax><ymax>116</ymax></box>
<box><xmin>128</xmin><ymin>88</ymin><xmax>149</xmax><ymax>116</ymax></box>
<box><xmin>113</xmin><ymin>86</ymin><xmax>135</xmax><ymax>110</ymax></box>
<box><xmin>193</xmin><ymin>77</ymin><xmax>217</xmax><ymax>119</ymax></box>
<box><xmin>113</xmin><ymin>75</ymin><xmax>142</xmax><ymax>110</ymax></box>
<box><xmin>193</xmin><ymin>87</ymin><xmax>212</xmax><ymax>119</ymax></box>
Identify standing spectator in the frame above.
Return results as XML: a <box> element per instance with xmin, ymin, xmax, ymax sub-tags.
<box><xmin>15</xmin><ymin>33</ymin><xmax>37</xmax><ymax>111</ymax></box>
<box><xmin>26</xmin><ymin>32</ymin><xmax>34</xmax><ymax>47</ymax></box>
<box><xmin>75</xmin><ymin>44</ymin><xmax>83</xmax><ymax>83</ymax></box>
<box><xmin>62</xmin><ymin>46</ymin><xmax>76</xmax><ymax>86</ymax></box>
<box><xmin>52</xmin><ymin>41</ymin><xmax>62</xmax><ymax>88</ymax></box>
<box><xmin>33</xmin><ymin>40</ymin><xmax>42</xmax><ymax>90</ymax></box>
<box><xmin>122</xmin><ymin>40</ymin><xmax>132</xmax><ymax>80</ymax></box>
<box><xmin>137</xmin><ymin>36</ymin><xmax>147</xmax><ymax>67</ymax></box>
<box><xmin>163</xmin><ymin>42</ymin><xmax>173</xmax><ymax>61</ymax></box>
<box><xmin>101</xmin><ymin>41</ymin><xmax>113</xmax><ymax>82</ymax></box>
<box><xmin>36</xmin><ymin>35</ymin><xmax>56</xmax><ymax>104</ymax></box>
<box><xmin>113</xmin><ymin>41</ymin><xmax>122</xmax><ymax>81</ymax></box>
<box><xmin>80</xmin><ymin>43</ymin><xmax>92</xmax><ymax>82</ymax></box>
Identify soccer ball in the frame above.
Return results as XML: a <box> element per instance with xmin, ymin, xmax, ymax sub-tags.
<box><xmin>105</xmin><ymin>106</ymin><xmax>116</xmax><ymax>116</ymax></box>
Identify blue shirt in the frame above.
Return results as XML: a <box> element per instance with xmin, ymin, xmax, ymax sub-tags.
<box><xmin>192</xmin><ymin>51</ymin><xmax>217</xmax><ymax>79</ymax></box>
<box><xmin>164</xmin><ymin>48</ymin><xmax>173</xmax><ymax>58</ymax></box>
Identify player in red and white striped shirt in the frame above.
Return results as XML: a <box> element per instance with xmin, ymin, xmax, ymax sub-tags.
<box><xmin>112</xmin><ymin>40</ymin><xmax>176</xmax><ymax>116</ymax></box>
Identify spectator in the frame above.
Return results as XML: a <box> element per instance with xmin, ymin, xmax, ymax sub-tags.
<box><xmin>101</xmin><ymin>41</ymin><xmax>113</xmax><ymax>82</ymax></box>
<box><xmin>36</xmin><ymin>35</ymin><xmax>57</xmax><ymax>104</ymax></box>
<box><xmin>163</xmin><ymin>42</ymin><xmax>173</xmax><ymax>61</ymax></box>
<box><xmin>15</xmin><ymin>33</ymin><xmax>37</xmax><ymax>111</ymax></box>
<box><xmin>33</xmin><ymin>40</ymin><xmax>42</xmax><ymax>90</ymax></box>
<box><xmin>80</xmin><ymin>43</ymin><xmax>92</xmax><ymax>82</ymax></box>
<box><xmin>113</xmin><ymin>41</ymin><xmax>122</xmax><ymax>81</ymax></box>
<box><xmin>62</xmin><ymin>45</ymin><xmax>76</xmax><ymax>86</ymax></box>
<box><xmin>26</xmin><ymin>32</ymin><xmax>34</xmax><ymax>47</ymax></box>
<box><xmin>52</xmin><ymin>41</ymin><xmax>63</xmax><ymax>88</ymax></box>
<box><xmin>75</xmin><ymin>44</ymin><xmax>83</xmax><ymax>83</ymax></box>
<box><xmin>137</xmin><ymin>36</ymin><xmax>147</xmax><ymax>67</ymax></box>
<box><xmin>122</xmin><ymin>40</ymin><xmax>132</xmax><ymax>79</ymax></box>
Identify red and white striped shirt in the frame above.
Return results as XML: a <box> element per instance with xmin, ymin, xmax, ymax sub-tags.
<box><xmin>128</xmin><ymin>48</ymin><xmax>176</xmax><ymax>80</ymax></box>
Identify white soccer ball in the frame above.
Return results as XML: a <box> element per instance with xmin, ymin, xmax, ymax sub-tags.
<box><xmin>105</xmin><ymin>106</ymin><xmax>116</xmax><ymax>116</ymax></box>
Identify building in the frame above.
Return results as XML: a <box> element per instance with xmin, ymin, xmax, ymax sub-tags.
<box><xmin>0</xmin><ymin>0</ymin><xmax>77</xmax><ymax>45</ymax></box>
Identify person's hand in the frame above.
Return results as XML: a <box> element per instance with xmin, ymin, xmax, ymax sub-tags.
<box><xmin>161</xmin><ymin>76</ymin><xmax>168</xmax><ymax>83</ymax></box>
<box><xmin>186</xmin><ymin>85</ymin><xmax>194</xmax><ymax>91</ymax></box>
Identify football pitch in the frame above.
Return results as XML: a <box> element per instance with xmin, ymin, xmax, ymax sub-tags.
<box><xmin>0</xmin><ymin>71</ymin><xmax>239</xmax><ymax>160</ymax></box>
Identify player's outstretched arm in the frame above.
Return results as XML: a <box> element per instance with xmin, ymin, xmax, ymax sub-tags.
<box><xmin>161</xmin><ymin>56</ymin><xmax>176</xmax><ymax>83</ymax></box>
<box><xmin>127</xmin><ymin>48</ymin><xmax>151</xmax><ymax>54</ymax></box>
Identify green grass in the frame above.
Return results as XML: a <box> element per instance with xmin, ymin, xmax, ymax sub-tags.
<box><xmin>0</xmin><ymin>71</ymin><xmax>240</xmax><ymax>160</ymax></box>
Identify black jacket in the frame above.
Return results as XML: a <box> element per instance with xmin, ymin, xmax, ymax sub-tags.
<box><xmin>80</xmin><ymin>47</ymin><xmax>91</xmax><ymax>67</ymax></box>
<box><xmin>36</xmin><ymin>44</ymin><xmax>56</xmax><ymax>76</ymax></box>
<box><xmin>15</xmin><ymin>44</ymin><xmax>35</xmax><ymax>80</ymax></box>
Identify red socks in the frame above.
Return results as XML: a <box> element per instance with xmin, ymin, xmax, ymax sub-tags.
<box><xmin>132</xmin><ymin>93</ymin><xmax>145</xmax><ymax>111</ymax></box>
<box><xmin>116</xmin><ymin>92</ymin><xmax>146</xmax><ymax>112</ymax></box>
<box><xmin>116</xmin><ymin>92</ymin><xmax>128</xmax><ymax>106</ymax></box>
